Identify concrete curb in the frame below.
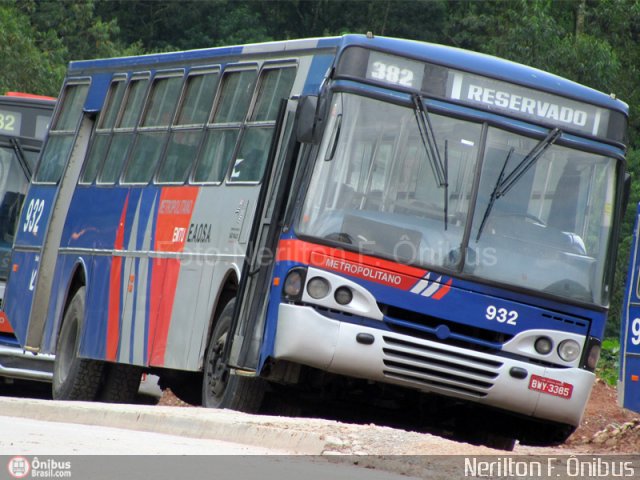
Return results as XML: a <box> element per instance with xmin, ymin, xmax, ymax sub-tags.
<box><xmin>0</xmin><ymin>397</ymin><xmax>329</xmax><ymax>454</ymax></box>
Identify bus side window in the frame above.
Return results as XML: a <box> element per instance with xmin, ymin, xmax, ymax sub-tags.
<box><xmin>34</xmin><ymin>83</ymin><xmax>89</xmax><ymax>184</ymax></box>
<box><xmin>122</xmin><ymin>131</ymin><xmax>165</xmax><ymax>184</ymax></box>
<box><xmin>214</xmin><ymin>69</ymin><xmax>257</xmax><ymax>124</ymax></box>
<box><xmin>119</xmin><ymin>77</ymin><xmax>149</xmax><ymax>129</ymax></box>
<box><xmin>157</xmin><ymin>131</ymin><xmax>202</xmax><ymax>184</ymax></box>
<box><xmin>97</xmin><ymin>76</ymin><xmax>149</xmax><ymax>184</ymax></box>
<box><xmin>80</xmin><ymin>78</ymin><xmax>126</xmax><ymax>185</ymax></box>
<box><xmin>228</xmin><ymin>66</ymin><xmax>296</xmax><ymax>183</ymax></box>
<box><xmin>192</xmin><ymin>68</ymin><xmax>257</xmax><ymax>183</ymax></box>
<box><xmin>99</xmin><ymin>132</ymin><xmax>134</xmax><ymax>184</ymax></box>
<box><xmin>81</xmin><ymin>134</ymin><xmax>110</xmax><ymax>185</ymax></box>
<box><xmin>142</xmin><ymin>79</ymin><xmax>181</xmax><ymax>127</ymax></box>
<box><xmin>156</xmin><ymin>69</ymin><xmax>220</xmax><ymax>184</ymax></box>
<box><xmin>177</xmin><ymin>70</ymin><xmax>220</xmax><ymax>125</ymax></box>
<box><xmin>122</xmin><ymin>74</ymin><xmax>183</xmax><ymax>184</ymax></box>
<box><xmin>230</xmin><ymin>128</ymin><xmax>272</xmax><ymax>182</ymax></box>
<box><xmin>252</xmin><ymin>67</ymin><xmax>296</xmax><ymax>122</ymax></box>
<box><xmin>100</xmin><ymin>78</ymin><xmax>128</xmax><ymax>130</ymax></box>
<box><xmin>194</xmin><ymin>129</ymin><xmax>240</xmax><ymax>183</ymax></box>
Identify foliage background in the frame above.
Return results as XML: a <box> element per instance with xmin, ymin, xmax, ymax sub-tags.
<box><xmin>1</xmin><ymin>0</ymin><xmax>639</xmax><ymax>339</ymax></box>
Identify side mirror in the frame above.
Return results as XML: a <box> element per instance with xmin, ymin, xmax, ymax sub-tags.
<box><xmin>295</xmin><ymin>95</ymin><xmax>320</xmax><ymax>144</ymax></box>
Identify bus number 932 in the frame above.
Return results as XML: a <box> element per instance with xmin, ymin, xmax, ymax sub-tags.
<box><xmin>486</xmin><ymin>305</ymin><xmax>518</xmax><ymax>325</ymax></box>
<box><xmin>23</xmin><ymin>198</ymin><xmax>45</xmax><ymax>235</ymax></box>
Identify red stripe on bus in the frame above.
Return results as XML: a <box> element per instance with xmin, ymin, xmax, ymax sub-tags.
<box><xmin>106</xmin><ymin>195</ymin><xmax>129</xmax><ymax>361</ymax></box>
<box><xmin>431</xmin><ymin>279</ymin><xmax>453</xmax><ymax>300</ymax></box>
<box><xmin>148</xmin><ymin>186</ymin><xmax>199</xmax><ymax>366</ymax></box>
<box><xmin>5</xmin><ymin>91</ymin><xmax>56</xmax><ymax>101</ymax></box>
<box><xmin>0</xmin><ymin>312</ymin><xmax>14</xmax><ymax>334</ymax></box>
<box><xmin>276</xmin><ymin>239</ymin><xmax>428</xmax><ymax>280</ymax></box>
<box><xmin>309</xmin><ymin>251</ymin><xmax>419</xmax><ymax>289</ymax></box>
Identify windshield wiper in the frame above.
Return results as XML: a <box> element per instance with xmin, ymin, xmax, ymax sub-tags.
<box><xmin>413</xmin><ymin>93</ymin><xmax>449</xmax><ymax>228</ymax></box>
<box><xmin>9</xmin><ymin>136</ymin><xmax>31</xmax><ymax>177</ymax></box>
<box><xmin>475</xmin><ymin>147</ymin><xmax>514</xmax><ymax>241</ymax></box>
<box><xmin>475</xmin><ymin>127</ymin><xmax>562</xmax><ymax>241</ymax></box>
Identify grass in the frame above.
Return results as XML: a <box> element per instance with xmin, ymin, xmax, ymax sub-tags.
<box><xmin>596</xmin><ymin>338</ymin><xmax>620</xmax><ymax>386</ymax></box>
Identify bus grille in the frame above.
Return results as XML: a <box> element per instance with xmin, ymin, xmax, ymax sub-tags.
<box><xmin>381</xmin><ymin>336</ymin><xmax>503</xmax><ymax>398</ymax></box>
<box><xmin>380</xmin><ymin>304</ymin><xmax>513</xmax><ymax>351</ymax></box>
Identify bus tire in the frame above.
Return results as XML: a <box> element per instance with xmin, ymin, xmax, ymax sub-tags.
<box><xmin>202</xmin><ymin>299</ymin><xmax>266</xmax><ymax>412</ymax></box>
<box><xmin>483</xmin><ymin>433</ymin><xmax>516</xmax><ymax>451</ymax></box>
<box><xmin>98</xmin><ymin>363</ymin><xmax>143</xmax><ymax>403</ymax></box>
<box><xmin>52</xmin><ymin>287</ymin><xmax>104</xmax><ymax>401</ymax></box>
<box><xmin>518</xmin><ymin>421</ymin><xmax>575</xmax><ymax>446</ymax></box>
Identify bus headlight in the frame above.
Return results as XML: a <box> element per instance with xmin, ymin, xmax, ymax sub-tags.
<box><xmin>558</xmin><ymin>339</ymin><xmax>581</xmax><ymax>362</ymax></box>
<box><xmin>283</xmin><ymin>268</ymin><xmax>307</xmax><ymax>300</ymax></box>
<box><xmin>307</xmin><ymin>277</ymin><xmax>330</xmax><ymax>299</ymax></box>
<box><xmin>334</xmin><ymin>286</ymin><xmax>353</xmax><ymax>305</ymax></box>
<box><xmin>534</xmin><ymin>336</ymin><xmax>553</xmax><ymax>355</ymax></box>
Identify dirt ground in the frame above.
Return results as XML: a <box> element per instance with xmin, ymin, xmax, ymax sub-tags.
<box><xmin>158</xmin><ymin>378</ymin><xmax>640</xmax><ymax>454</ymax></box>
<box><xmin>561</xmin><ymin>378</ymin><xmax>640</xmax><ymax>453</ymax></box>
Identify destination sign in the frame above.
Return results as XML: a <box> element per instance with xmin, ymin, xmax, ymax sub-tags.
<box><xmin>0</xmin><ymin>109</ymin><xmax>22</xmax><ymax>136</ymax></box>
<box><xmin>336</xmin><ymin>46</ymin><xmax>625</xmax><ymax>142</ymax></box>
<box><xmin>366</xmin><ymin>52</ymin><xmax>424</xmax><ymax>89</ymax></box>
<box><xmin>446</xmin><ymin>70</ymin><xmax>609</xmax><ymax>138</ymax></box>
<box><xmin>0</xmin><ymin>108</ymin><xmax>50</xmax><ymax>140</ymax></box>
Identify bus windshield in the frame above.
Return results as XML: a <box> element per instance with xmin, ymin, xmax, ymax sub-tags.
<box><xmin>297</xmin><ymin>92</ymin><xmax>618</xmax><ymax>306</ymax></box>
<box><xmin>0</xmin><ymin>140</ymin><xmax>32</xmax><ymax>280</ymax></box>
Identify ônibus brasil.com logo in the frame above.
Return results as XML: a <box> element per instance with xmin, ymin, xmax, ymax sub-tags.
<box><xmin>7</xmin><ymin>457</ymin><xmax>30</xmax><ymax>479</ymax></box>
<box><xmin>7</xmin><ymin>456</ymin><xmax>72</xmax><ymax>478</ymax></box>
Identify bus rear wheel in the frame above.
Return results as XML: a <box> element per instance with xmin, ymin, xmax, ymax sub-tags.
<box><xmin>202</xmin><ymin>299</ymin><xmax>266</xmax><ymax>412</ymax></box>
<box><xmin>98</xmin><ymin>363</ymin><xmax>143</xmax><ymax>403</ymax></box>
<box><xmin>52</xmin><ymin>287</ymin><xmax>104</xmax><ymax>400</ymax></box>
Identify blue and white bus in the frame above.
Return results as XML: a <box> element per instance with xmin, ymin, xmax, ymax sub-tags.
<box><xmin>0</xmin><ymin>92</ymin><xmax>55</xmax><ymax>382</ymax></box>
<box><xmin>619</xmin><ymin>206</ymin><xmax>640</xmax><ymax>415</ymax></box>
<box><xmin>3</xmin><ymin>35</ymin><xmax>628</xmax><ymax>446</ymax></box>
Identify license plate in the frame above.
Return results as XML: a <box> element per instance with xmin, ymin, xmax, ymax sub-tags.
<box><xmin>528</xmin><ymin>374</ymin><xmax>573</xmax><ymax>399</ymax></box>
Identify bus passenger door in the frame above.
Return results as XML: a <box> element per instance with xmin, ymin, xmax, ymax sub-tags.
<box><xmin>228</xmin><ymin>99</ymin><xmax>299</xmax><ymax>371</ymax></box>
<box><xmin>620</xmin><ymin>203</ymin><xmax>640</xmax><ymax>413</ymax></box>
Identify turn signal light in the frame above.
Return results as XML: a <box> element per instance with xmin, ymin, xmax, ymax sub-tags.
<box><xmin>534</xmin><ymin>336</ymin><xmax>553</xmax><ymax>355</ymax></box>
<box><xmin>283</xmin><ymin>268</ymin><xmax>306</xmax><ymax>300</ymax></box>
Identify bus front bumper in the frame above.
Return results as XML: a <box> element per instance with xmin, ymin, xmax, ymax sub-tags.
<box><xmin>273</xmin><ymin>303</ymin><xmax>594</xmax><ymax>427</ymax></box>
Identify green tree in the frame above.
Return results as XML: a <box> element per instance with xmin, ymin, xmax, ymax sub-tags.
<box><xmin>0</xmin><ymin>0</ymin><xmax>142</xmax><ymax>95</ymax></box>
<box><xmin>444</xmin><ymin>0</ymin><xmax>620</xmax><ymax>92</ymax></box>
<box><xmin>4</xmin><ymin>0</ymin><xmax>639</xmax><ymax>341</ymax></box>
<box><xmin>94</xmin><ymin>0</ymin><xmax>448</xmax><ymax>51</ymax></box>
<box><xmin>95</xmin><ymin>0</ymin><xmax>270</xmax><ymax>51</ymax></box>
<box><xmin>0</xmin><ymin>2</ymin><xmax>64</xmax><ymax>95</ymax></box>
<box><xmin>20</xmin><ymin>0</ymin><xmax>142</xmax><ymax>60</ymax></box>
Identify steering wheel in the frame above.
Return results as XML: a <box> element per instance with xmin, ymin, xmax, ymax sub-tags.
<box><xmin>325</xmin><ymin>232</ymin><xmax>355</xmax><ymax>244</ymax></box>
<box><xmin>496</xmin><ymin>212</ymin><xmax>546</xmax><ymax>226</ymax></box>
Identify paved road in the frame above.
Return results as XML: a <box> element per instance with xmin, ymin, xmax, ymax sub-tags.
<box><xmin>0</xmin><ymin>416</ymin><xmax>417</xmax><ymax>480</ymax></box>
<box><xmin>0</xmin><ymin>415</ymin><xmax>288</xmax><ymax>455</ymax></box>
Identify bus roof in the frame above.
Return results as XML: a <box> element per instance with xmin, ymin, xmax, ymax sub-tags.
<box><xmin>66</xmin><ymin>34</ymin><xmax>627</xmax><ymax>116</ymax></box>
<box><xmin>1</xmin><ymin>93</ymin><xmax>56</xmax><ymax>108</ymax></box>
<box><xmin>4</xmin><ymin>92</ymin><xmax>56</xmax><ymax>101</ymax></box>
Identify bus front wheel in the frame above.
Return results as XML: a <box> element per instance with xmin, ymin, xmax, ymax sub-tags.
<box><xmin>52</xmin><ymin>287</ymin><xmax>104</xmax><ymax>400</ymax></box>
<box><xmin>202</xmin><ymin>299</ymin><xmax>266</xmax><ymax>412</ymax></box>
